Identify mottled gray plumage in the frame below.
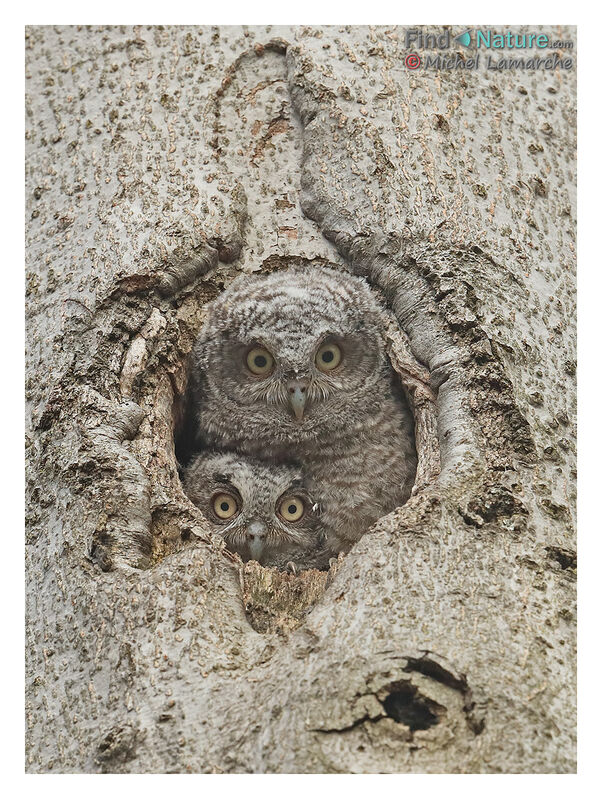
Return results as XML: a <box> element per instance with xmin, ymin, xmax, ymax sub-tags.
<box><xmin>190</xmin><ymin>265</ymin><xmax>417</xmax><ymax>550</ymax></box>
<box><xmin>183</xmin><ymin>451</ymin><xmax>332</xmax><ymax>570</ymax></box>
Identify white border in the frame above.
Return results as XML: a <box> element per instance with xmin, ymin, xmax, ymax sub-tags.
<box><xmin>7</xmin><ymin>2</ymin><xmax>599</xmax><ymax>792</ymax></box>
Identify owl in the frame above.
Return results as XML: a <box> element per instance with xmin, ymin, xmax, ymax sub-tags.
<box><xmin>182</xmin><ymin>451</ymin><xmax>333</xmax><ymax>570</ymax></box>
<box><xmin>190</xmin><ymin>265</ymin><xmax>417</xmax><ymax>550</ymax></box>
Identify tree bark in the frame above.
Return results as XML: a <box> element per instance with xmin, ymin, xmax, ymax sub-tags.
<box><xmin>25</xmin><ymin>25</ymin><xmax>576</xmax><ymax>773</ymax></box>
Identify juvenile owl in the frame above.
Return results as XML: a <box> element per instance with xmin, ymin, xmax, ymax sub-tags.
<box><xmin>182</xmin><ymin>451</ymin><xmax>333</xmax><ymax>570</ymax></box>
<box><xmin>190</xmin><ymin>265</ymin><xmax>417</xmax><ymax>550</ymax></box>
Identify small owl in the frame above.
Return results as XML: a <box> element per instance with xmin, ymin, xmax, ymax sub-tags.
<box><xmin>182</xmin><ymin>451</ymin><xmax>332</xmax><ymax>570</ymax></box>
<box><xmin>190</xmin><ymin>265</ymin><xmax>417</xmax><ymax>549</ymax></box>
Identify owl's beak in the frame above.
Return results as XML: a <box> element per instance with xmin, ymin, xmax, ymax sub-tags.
<box><xmin>247</xmin><ymin>519</ymin><xmax>267</xmax><ymax>562</ymax></box>
<box><xmin>287</xmin><ymin>379</ymin><xmax>308</xmax><ymax>421</ymax></box>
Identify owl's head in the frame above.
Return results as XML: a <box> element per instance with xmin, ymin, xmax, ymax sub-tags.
<box><xmin>182</xmin><ymin>452</ymin><xmax>322</xmax><ymax>566</ymax></box>
<box><xmin>193</xmin><ymin>266</ymin><xmax>389</xmax><ymax>448</ymax></box>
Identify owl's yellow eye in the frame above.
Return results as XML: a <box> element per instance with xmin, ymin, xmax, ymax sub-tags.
<box><xmin>246</xmin><ymin>346</ymin><xmax>275</xmax><ymax>376</ymax></box>
<box><xmin>212</xmin><ymin>492</ymin><xmax>239</xmax><ymax>520</ymax></box>
<box><xmin>315</xmin><ymin>341</ymin><xmax>342</xmax><ymax>372</ymax></box>
<box><xmin>278</xmin><ymin>496</ymin><xmax>305</xmax><ymax>523</ymax></box>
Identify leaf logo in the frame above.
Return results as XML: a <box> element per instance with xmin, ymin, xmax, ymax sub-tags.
<box><xmin>455</xmin><ymin>30</ymin><xmax>472</xmax><ymax>48</ymax></box>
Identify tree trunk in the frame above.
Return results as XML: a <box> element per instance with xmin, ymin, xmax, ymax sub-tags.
<box><xmin>25</xmin><ymin>25</ymin><xmax>576</xmax><ymax>773</ymax></box>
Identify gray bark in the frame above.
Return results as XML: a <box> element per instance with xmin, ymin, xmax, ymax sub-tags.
<box><xmin>25</xmin><ymin>25</ymin><xmax>576</xmax><ymax>773</ymax></box>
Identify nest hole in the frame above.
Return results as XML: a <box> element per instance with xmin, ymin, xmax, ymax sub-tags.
<box><xmin>173</xmin><ymin>374</ymin><xmax>198</xmax><ymax>470</ymax></box>
<box><xmin>166</xmin><ymin>266</ymin><xmax>440</xmax><ymax>585</ymax></box>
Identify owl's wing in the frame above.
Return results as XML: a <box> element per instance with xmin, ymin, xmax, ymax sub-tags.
<box><xmin>384</xmin><ymin>317</ymin><xmax>441</xmax><ymax>494</ymax></box>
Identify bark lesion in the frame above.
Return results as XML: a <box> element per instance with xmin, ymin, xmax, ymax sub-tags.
<box><xmin>309</xmin><ymin>653</ymin><xmax>485</xmax><ymax>750</ymax></box>
<box><xmin>380</xmin><ymin>682</ymin><xmax>444</xmax><ymax>733</ymax></box>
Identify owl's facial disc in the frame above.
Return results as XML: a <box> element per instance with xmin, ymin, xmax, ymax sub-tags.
<box><xmin>213</xmin><ymin>324</ymin><xmax>380</xmax><ymax>438</ymax></box>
